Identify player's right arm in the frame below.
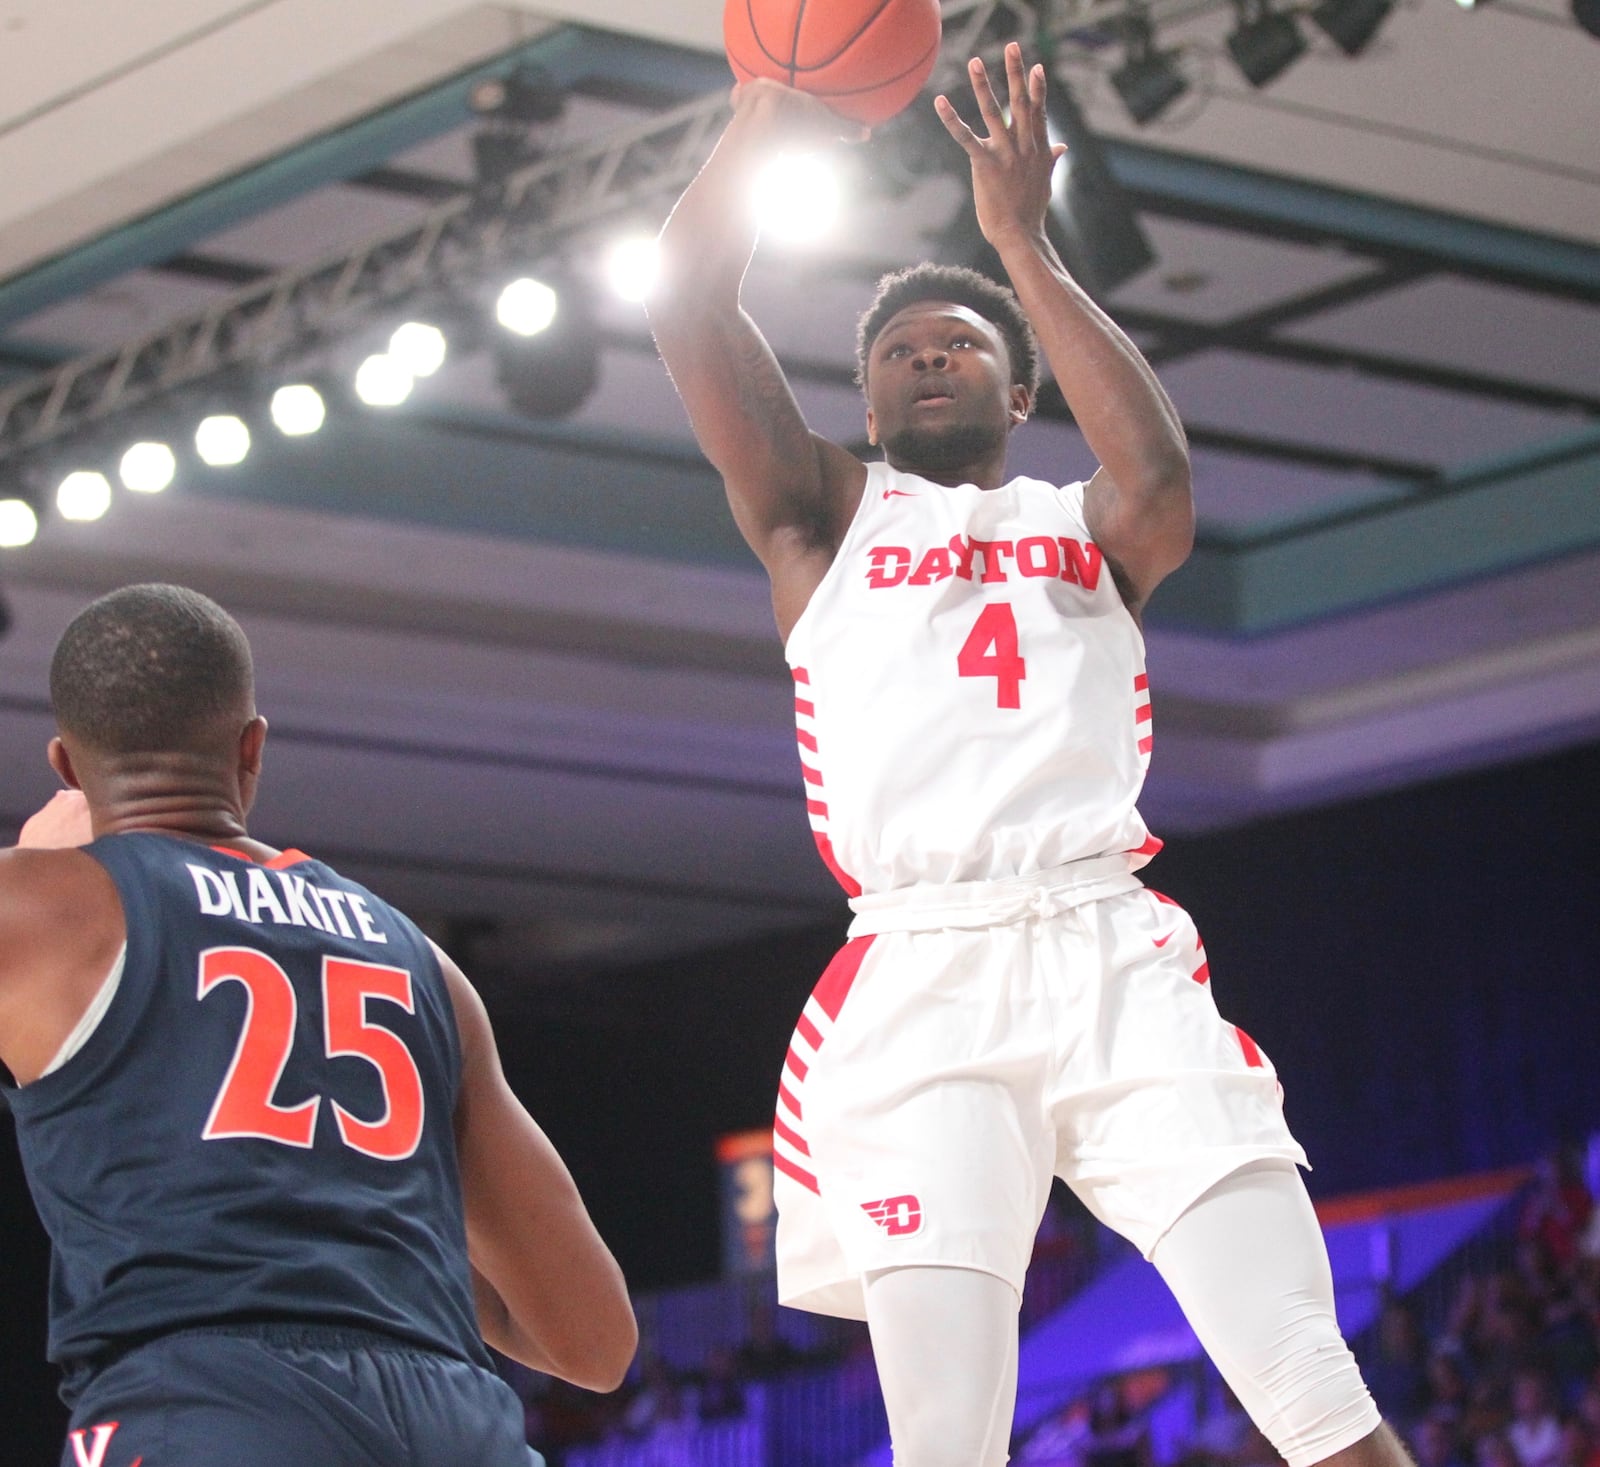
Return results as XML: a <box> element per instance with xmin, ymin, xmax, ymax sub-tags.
<box><xmin>437</xmin><ymin>942</ymin><xmax>638</xmax><ymax>1391</ymax></box>
<box><xmin>649</xmin><ymin>81</ymin><xmax>868</xmax><ymax>638</ymax></box>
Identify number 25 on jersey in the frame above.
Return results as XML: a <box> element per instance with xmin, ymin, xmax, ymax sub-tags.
<box><xmin>198</xmin><ymin>947</ymin><xmax>425</xmax><ymax>1161</ymax></box>
<box><xmin>958</xmin><ymin>603</ymin><xmax>1027</xmax><ymax>709</ymax></box>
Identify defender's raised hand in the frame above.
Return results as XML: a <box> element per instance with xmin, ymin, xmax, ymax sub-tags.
<box><xmin>17</xmin><ymin>789</ymin><xmax>93</xmax><ymax>849</ymax></box>
<box><xmin>934</xmin><ymin>41</ymin><xmax>1067</xmax><ymax>249</ymax></box>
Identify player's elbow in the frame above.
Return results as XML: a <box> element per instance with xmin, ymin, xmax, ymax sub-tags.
<box><xmin>550</xmin><ymin>1299</ymin><xmax>639</xmax><ymax>1393</ymax></box>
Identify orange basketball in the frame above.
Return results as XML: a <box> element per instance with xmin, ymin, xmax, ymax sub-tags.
<box><xmin>724</xmin><ymin>0</ymin><xmax>943</xmax><ymax>127</ymax></box>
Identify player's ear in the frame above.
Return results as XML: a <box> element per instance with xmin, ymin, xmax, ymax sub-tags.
<box><xmin>237</xmin><ymin>715</ymin><xmax>268</xmax><ymax>814</ymax></box>
<box><xmin>47</xmin><ymin>737</ymin><xmax>81</xmax><ymax>789</ymax></box>
<box><xmin>1008</xmin><ymin>383</ymin><xmax>1031</xmax><ymax>427</ymax></box>
<box><xmin>865</xmin><ymin>405</ymin><xmax>878</xmax><ymax>447</ymax></box>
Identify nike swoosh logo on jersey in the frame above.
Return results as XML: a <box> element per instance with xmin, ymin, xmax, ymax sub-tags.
<box><xmin>882</xmin><ymin>488</ymin><xmax>917</xmax><ymax>499</ymax></box>
<box><xmin>1153</xmin><ymin>931</ymin><xmax>1174</xmax><ymax>947</ymax></box>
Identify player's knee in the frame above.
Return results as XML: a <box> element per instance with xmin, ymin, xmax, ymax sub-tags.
<box><xmin>1246</xmin><ymin>1331</ymin><xmax>1380</xmax><ymax>1467</ymax></box>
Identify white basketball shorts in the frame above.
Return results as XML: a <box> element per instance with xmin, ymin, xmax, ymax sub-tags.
<box><xmin>772</xmin><ymin>858</ymin><xmax>1308</xmax><ymax>1320</ymax></box>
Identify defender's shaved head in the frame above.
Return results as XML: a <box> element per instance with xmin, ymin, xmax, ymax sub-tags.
<box><xmin>50</xmin><ymin>584</ymin><xmax>255</xmax><ymax>756</ymax></box>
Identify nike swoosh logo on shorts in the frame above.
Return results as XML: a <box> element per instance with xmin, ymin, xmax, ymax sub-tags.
<box><xmin>1153</xmin><ymin>931</ymin><xmax>1174</xmax><ymax>947</ymax></box>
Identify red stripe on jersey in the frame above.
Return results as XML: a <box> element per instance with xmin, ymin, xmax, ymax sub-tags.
<box><xmin>774</xmin><ymin>1150</ymin><xmax>820</xmax><ymax>1193</ymax></box>
<box><xmin>806</xmin><ymin>798</ymin><xmax>829</xmax><ymax>818</ymax></box>
<box><xmin>784</xmin><ymin>1047</ymin><xmax>809</xmax><ymax>1081</ymax></box>
<box><xmin>812</xmin><ymin>935</ymin><xmax>874</xmax><ymax>1023</ymax></box>
<box><xmin>1134</xmin><ymin>673</ymin><xmax>1149</xmax><ymax>692</ymax></box>
<box><xmin>811</xmin><ymin>832</ymin><xmax>863</xmax><ymax>898</ymax></box>
<box><xmin>1138</xmin><ymin>735</ymin><xmax>1154</xmax><ymax>754</ymax></box>
<box><xmin>1191</xmin><ymin>961</ymin><xmax>1212</xmax><ymax>985</ymax></box>
<box><xmin>794</xmin><ymin>698</ymin><xmax>815</xmax><ymax>717</ymax></box>
<box><xmin>1136</xmin><ymin>705</ymin><xmax>1153</xmax><ymax>723</ymax></box>
<box><xmin>1150</xmin><ymin>889</ymin><xmax>1179</xmax><ymax>906</ymax></box>
<box><xmin>773</xmin><ymin>1113</ymin><xmax>811</xmax><ymax>1157</ymax></box>
<box><xmin>800</xmin><ymin>762</ymin><xmax>824</xmax><ymax>786</ymax></box>
<box><xmin>792</xmin><ymin>668</ymin><xmax>811</xmax><ymax>685</ymax></box>
<box><xmin>796</xmin><ymin>1013</ymin><xmax>823</xmax><ymax>1050</ymax></box>
<box><xmin>777</xmin><ymin>1082</ymin><xmax>803</xmax><ymax>1120</ymax></box>
<box><xmin>797</xmin><ymin>730</ymin><xmax>819</xmax><ymax>753</ymax></box>
<box><xmin>1235</xmin><ymin>1027</ymin><xmax>1264</xmax><ymax>1068</ymax></box>
<box><xmin>1133</xmin><ymin>834</ymin><xmax>1165</xmax><ymax>858</ymax></box>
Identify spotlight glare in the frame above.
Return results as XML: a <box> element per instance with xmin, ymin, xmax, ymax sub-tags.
<box><xmin>752</xmin><ymin>154</ymin><xmax>840</xmax><ymax>245</ymax></box>
<box><xmin>388</xmin><ymin>322</ymin><xmax>447</xmax><ymax>378</ymax></box>
<box><xmin>0</xmin><ymin>498</ymin><xmax>38</xmax><ymax>548</ymax></box>
<box><xmin>496</xmin><ymin>278</ymin><xmax>559</xmax><ymax>337</ymax></box>
<box><xmin>354</xmin><ymin>353</ymin><xmax>415</xmax><ymax>407</ymax></box>
<box><xmin>57</xmin><ymin>470</ymin><xmax>113</xmax><ymax>522</ymax></box>
<box><xmin>118</xmin><ymin>441</ymin><xmax>177</xmax><ymax>493</ymax></box>
<box><xmin>604</xmin><ymin>235</ymin><xmax>661</xmax><ymax>304</ymax></box>
<box><xmin>195</xmin><ymin>414</ymin><xmax>251</xmax><ymax>466</ymax></box>
<box><xmin>271</xmin><ymin>383</ymin><xmax>327</xmax><ymax>436</ymax></box>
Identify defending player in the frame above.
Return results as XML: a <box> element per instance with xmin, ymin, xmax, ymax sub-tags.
<box><xmin>0</xmin><ymin>583</ymin><xmax>636</xmax><ymax>1466</ymax></box>
<box><xmin>649</xmin><ymin>42</ymin><xmax>1409</xmax><ymax>1467</ymax></box>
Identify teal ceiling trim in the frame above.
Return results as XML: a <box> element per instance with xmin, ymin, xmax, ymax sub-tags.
<box><xmin>1105</xmin><ymin>140</ymin><xmax>1600</xmax><ymax>296</ymax></box>
<box><xmin>0</xmin><ymin>26</ymin><xmax>723</xmax><ymax>336</ymax></box>
<box><xmin>1152</xmin><ymin>429</ymin><xmax>1600</xmax><ymax>635</ymax></box>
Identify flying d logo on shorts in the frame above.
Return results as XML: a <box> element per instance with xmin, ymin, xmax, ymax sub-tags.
<box><xmin>861</xmin><ymin>1194</ymin><xmax>923</xmax><ymax>1237</ymax></box>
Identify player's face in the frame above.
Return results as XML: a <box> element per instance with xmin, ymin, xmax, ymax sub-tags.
<box><xmin>864</xmin><ymin>303</ymin><xmax>1023</xmax><ymax>478</ymax></box>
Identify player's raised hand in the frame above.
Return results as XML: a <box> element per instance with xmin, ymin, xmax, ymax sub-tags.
<box><xmin>16</xmin><ymin>789</ymin><xmax>94</xmax><ymax>849</ymax></box>
<box><xmin>730</xmin><ymin>77</ymin><xmax>871</xmax><ymax>146</ymax></box>
<box><xmin>935</xmin><ymin>41</ymin><xmax>1067</xmax><ymax>249</ymax></box>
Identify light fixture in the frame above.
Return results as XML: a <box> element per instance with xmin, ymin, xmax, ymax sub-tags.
<box><xmin>57</xmin><ymin>470</ymin><xmax>113</xmax><ymax>522</ymax></box>
<box><xmin>496</xmin><ymin>277</ymin><xmax>559</xmax><ymax>337</ymax></box>
<box><xmin>494</xmin><ymin>271</ymin><xmax>600</xmax><ymax>419</ymax></box>
<box><xmin>1226</xmin><ymin>0</ymin><xmax>1308</xmax><ymax>87</ymax></box>
<box><xmin>467</xmin><ymin>67</ymin><xmax>565</xmax><ymax>125</ymax></box>
<box><xmin>1310</xmin><ymin>0</ymin><xmax>1394</xmax><ymax>54</ymax></box>
<box><xmin>118</xmin><ymin>441</ymin><xmax>176</xmax><ymax>493</ymax></box>
<box><xmin>1044</xmin><ymin>80</ymin><xmax>1157</xmax><ymax>298</ymax></box>
<box><xmin>751</xmin><ymin>154</ymin><xmax>841</xmax><ymax>245</ymax></box>
<box><xmin>0</xmin><ymin>498</ymin><xmax>38</xmax><ymax>548</ymax></box>
<box><xmin>603</xmin><ymin>235</ymin><xmax>661</xmax><ymax>304</ymax></box>
<box><xmin>353</xmin><ymin>354</ymin><xmax>414</xmax><ymax>408</ymax></box>
<box><xmin>1110</xmin><ymin>12</ymin><xmax>1190</xmax><ymax>124</ymax></box>
<box><xmin>388</xmin><ymin>322</ymin><xmax>447</xmax><ymax>378</ymax></box>
<box><xmin>195</xmin><ymin>414</ymin><xmax>251</xmax><ymax>466</ymax></box>
<box><xmin>270</xmin><ymin>383</ymin><xmax>327</xmax><ymax>436</ymax></box>
<box><xmin>1573</xmin><ymin>0</ymin><xmax>1600</xmax><ymax>37</ymax></box>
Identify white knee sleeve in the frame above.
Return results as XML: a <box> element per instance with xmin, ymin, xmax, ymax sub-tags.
<box><xmin>864</xmin><ymin>1266</ymin><xmax>1021</xmax><ymax>1467</ymax></box>
<box><xmin>1150</xmin><ymin>1160</ymin><xmax>1382</xmax><ymax>1467</ymax></box>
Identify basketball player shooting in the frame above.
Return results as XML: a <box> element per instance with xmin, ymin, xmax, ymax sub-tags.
<box><xmin>0</xmin><ymin>585</ymin><xmax>636</xmax><ymax>1466</ymax></box>
<box><xmin>650</xmin><ymin>42</ymin><xmax>1410</xmax><ymax>1467</ymax></box>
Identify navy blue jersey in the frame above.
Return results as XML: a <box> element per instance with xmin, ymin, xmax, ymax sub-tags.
<box><xmin>4</xmin><ymin>832</ymin><xmax>490</xmax><ymax>1403</ymax></box>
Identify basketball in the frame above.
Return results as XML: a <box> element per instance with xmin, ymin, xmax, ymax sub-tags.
<box><xmin>723</xmin><ymin>0</ymin><xmax>944</xmax><ymax>127</ymax></box>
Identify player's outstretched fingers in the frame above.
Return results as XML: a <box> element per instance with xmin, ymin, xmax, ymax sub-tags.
<box><xmin>967</xmin><ymin>56</ymin><xmax>1010</xmax><ymax>146</ymax></box>
<box><xmin>934</xmin><ymin>92</ymin><xmax>984</xmax><ymax>155</ymax></box>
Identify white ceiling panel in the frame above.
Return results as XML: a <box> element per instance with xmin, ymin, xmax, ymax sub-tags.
<box><xmin>1186</xmin><ymin>451</ymin><xmax>1408</xmax><ymax>535</ymax></box>
<box><xmin>197</xmin><ymin>183</ymin><xmax>433</xmax><ymax>267</ymax></box>
<box><xmin>6</xmin><ymin>268</ymin><xmax>232</xmax><ymax>350</ymax></box>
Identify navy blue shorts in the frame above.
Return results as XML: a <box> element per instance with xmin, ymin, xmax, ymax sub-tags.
<box><xmin>60</xmin><ymin>1325</ymin><xmax>543</xmax><ymax>1467</ymax></box>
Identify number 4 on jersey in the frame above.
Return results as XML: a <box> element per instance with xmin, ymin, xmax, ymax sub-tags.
<box><xmin>957</xmin><ymin>603</ymin><xmax>1026</xmax><ymax>709</ymax></box>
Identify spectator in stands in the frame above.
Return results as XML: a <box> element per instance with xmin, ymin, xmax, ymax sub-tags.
<box><xmin>696</xmin><ymin>1345</ymin><xmax>747</xmax><ymax>1422</ymax></box>
<box><xmin>735</xmin><ymin>1301</ymin><xmax>805</xmax><ymax>1379</ymax></box>
<box><xmin>1556</xmin><ymin>1417</ymin><xmax>1600</xmax><ymax>1467</ymax></box>
<box><xmin>1521</xmin><ymin>1150</ymin><xmax>1594</xmax><ymax>1276</ymax></box>
<box><xmin>1481</xmin><ymin>1434</ymin><xmax>1524</xmax><ymax>1467</ymax></box>
<box><xmin>1508</xmin><ymin>1371</ymin><xmax>1564</xmax><ymax>1467</ymax></box>
<box><xmin>1426</xmin><ymin>1347</ymin><xmax>1473</xmax><ymax>1432</ymax></box>
<box><xmin>1364</xmin><ymin>1298</ymin><xmax>1432</xmax><ymax>1430</ymax></box>
<box><xmin>1185</xmin><ymin>1382</ymin><xmax>1272</xmax><ymax>1467</ymax></box>
<box><xmin>1411</xmin><ymin>1414</ymin><xmax>1473</xmax><ymax>1467</ymax></box>
<box><xmin>1081</xmin><ymin>1380</ymin><xmax>1151</xmax><ymax>1467</ymax></box>
<box><xmin>620</xmin><ymin>1355</ymin><xmax>683</xmax><ymax>1439</ymax></box>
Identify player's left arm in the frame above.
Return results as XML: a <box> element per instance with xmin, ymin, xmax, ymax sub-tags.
<box><xmin>938</xmin><ymin>43</ymin><xmax>1193</xmax><ymax>613</ymax></box>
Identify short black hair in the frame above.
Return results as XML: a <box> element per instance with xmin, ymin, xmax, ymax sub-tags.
<box><xmin>50</xmin><ymin>584</ymin><xmax>254</xmax><ymax>755</ymax></box>
<box><xmin>856</xmin><ymin>263</ymin><xmax>1040</xmax><ymax>396</ymax></box>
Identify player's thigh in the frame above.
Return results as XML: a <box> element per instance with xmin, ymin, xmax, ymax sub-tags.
<box><xmin>1149</xmin><ymin>1160</ymin><xmax>1380</xmax><ymax>1467</ymax></box>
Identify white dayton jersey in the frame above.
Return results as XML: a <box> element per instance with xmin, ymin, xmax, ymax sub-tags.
<box><xmin>784</xmin><ymin>461</ymin><xmax>1161</xmax><ymax>897</ymax></box>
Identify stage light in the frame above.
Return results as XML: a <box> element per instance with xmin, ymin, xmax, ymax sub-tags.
<box><xmin>467</xmin><ymin>68</ymin><xmax>565</xmax><ymax>125</ymax></box>
<box><xmin>195</xmin><ymin>414</ymin><xmax>251</xmax><ymax>466</ymax></box>
<box><xmin>1226</xmin><ymin>0</ymin><xmax>1307</xmax><ymax>86</ymax></box>
<box><xmin>1044</xmin><ymin>80</ymin><xmax>1157</xmax><ymax>298</ymax></box>
<box><xmin>0</xmin><ymin>498</ymin><xmax>38</xmax><ymax>547</ymax></box>
<box><xmin>494</xmin><ymin>272</ymin><xmax>599</xmax><ymax>419</ymax></box>
<box><xmin>1110</xmin><ymin>13</ymin><xmax>1190</xmax><ymax>124</ymax></box>
<box><xmin>389</xmin><ymin>322</ymin><xmax>446</xmax><ymax>378</ymax></box>
<box><xmin>1310</xmin><ymin>0</ymin><xmax>1393</xmax><ymax>53</ymax></box>
<box><xmin>752</xmin><ymin>154</ymin><xmax>840</xmax><ymax>245</ymax></box>
<box><xmin>1573</xmin><ymin>0</ymin><xmax>1600</xmax><ymax>36</ymax></box>
<box><xmin>604</xmin><ymin>235</ymin><xmax>660</xmax><ymax>304</ymax></box>
<box><xmin>354</xmin><ymin>354</ymin><xmax>414</xmax><ymax>407</ymax></box>
<box><xmin>118</xmin><ymin>441</ymin><xmax>176</xmax><ymax>493</ymax></box>
<box><xmin>497</xmin><ymin>278</ymin><xmax>559</xmax><ymax>336</ymax></box>
<box><xmin>57</xmin><ymin>470</ymin><xmax>112</xmax><ymax>522</ymax></box>
<box><xmin>271</xmin><ymin>383</ymin><xmax>327</xmax><ymax>436</ymax></box>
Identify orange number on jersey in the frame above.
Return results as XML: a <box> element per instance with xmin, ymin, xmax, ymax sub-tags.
<box><xmin>957</xmin><ymin>603</ymin><xmax>1026</xmax><ymax>709</ymax></box>
<box><xmin>199</xmin><ymin>947</ymin><xmax>320</xmax><ymax>1147</ymax></box>
<box><xmin>323</xmin><ymin>958</ymin><xmax>425</xmax><ymax>1161</ymax></box>
<box><xmin>199</xmin><ymin>947</ymin><xmax>423</xmax><ymax>1160</ymax></box>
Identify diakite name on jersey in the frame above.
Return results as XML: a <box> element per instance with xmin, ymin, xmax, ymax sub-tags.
<box><xmin>864</xmin><ymin>534</ymin><xmax>1104</xmax><ymax>590</ymax></box>
<box><xmin>187</xmin><ymin>863</ymin><xmax>388</xmax><ymax>944</ymax></box>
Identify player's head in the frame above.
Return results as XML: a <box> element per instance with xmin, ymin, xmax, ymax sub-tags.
<box><xmin>856</xmin><ymin>264</ymin><xmax>1038</xmax><ymax>478</ymax></box>
<box><xmin>49</xmin><ymin>584</ymin><xmax>262</xmax><ymax>784</ymax></box>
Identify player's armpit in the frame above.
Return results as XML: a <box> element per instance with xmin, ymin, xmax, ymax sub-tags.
<box><xmin>436</xmin><ymin>943</ymin><xmax>637</xmax><ymax>1391</ymax></box>
<box><xmin>1083</xmin><ymin>462</ymin><xmax>1195</xmax><ymax>614</ymax></box>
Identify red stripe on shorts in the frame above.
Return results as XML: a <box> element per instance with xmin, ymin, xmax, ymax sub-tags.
<box><xmin>773</xmin><ymin>1112</ymin><xmax>810</xmax><ymax>1157</ymax></box>
<box><xmin>784</xmin><ymin>1047</ymin><xmax>809</xmax><ymax>1081</ymax></box>
<box><xmin>811</xmin><ymin>935</ymin><xmax>874</xmax><ymax>1023</ymax></box>
<box><xmin>777</xmin><ymin>1081</ymin><xmax>802</xmax><ymax>1121</ymax></box>
<box><xmin>774</xmin><ymin>1150</ymin><xmax>820</xmax><ymax>1194</ymax></box>
<box><xmin>1235</xmin><ymin>1026</ymin><xmax>1265</xmax><ymax>1068</ymax></box>
<box><xmin>1191</xmin><ymin>961</ymin><xmax>1211</xmax><ymax>985</ymax></box>
<box><xmin>795</xmin><ymin>1013</ymin><xmax>823</xmax><ymax>1050</ymax></box>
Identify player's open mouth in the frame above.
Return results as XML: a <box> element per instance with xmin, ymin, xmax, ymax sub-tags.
<box><xmin>912</xmin><ymin>388</ymin><xmax>955</xmax><ymax>407</ymax></box>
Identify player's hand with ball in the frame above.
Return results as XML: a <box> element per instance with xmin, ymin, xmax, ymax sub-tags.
<box><xmin>728</xmin><ymin>76</ymin><xmax>871</xmax><ymax>145</ymax></box>
<box><xmin>935</xmin><ymin>42</ymin><xmax>1069</xmax><ymax>255</ymax></box>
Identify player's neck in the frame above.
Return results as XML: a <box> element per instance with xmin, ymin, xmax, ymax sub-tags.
<box><xmin>887</xmin><ymin>448</ymin><xmax>1008</xmax><ymax>492</ymax></box>
<box><xmin>85</xmin><ymin>753</ymin><xmax>261</xmax><ymax>851</ymax></box>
